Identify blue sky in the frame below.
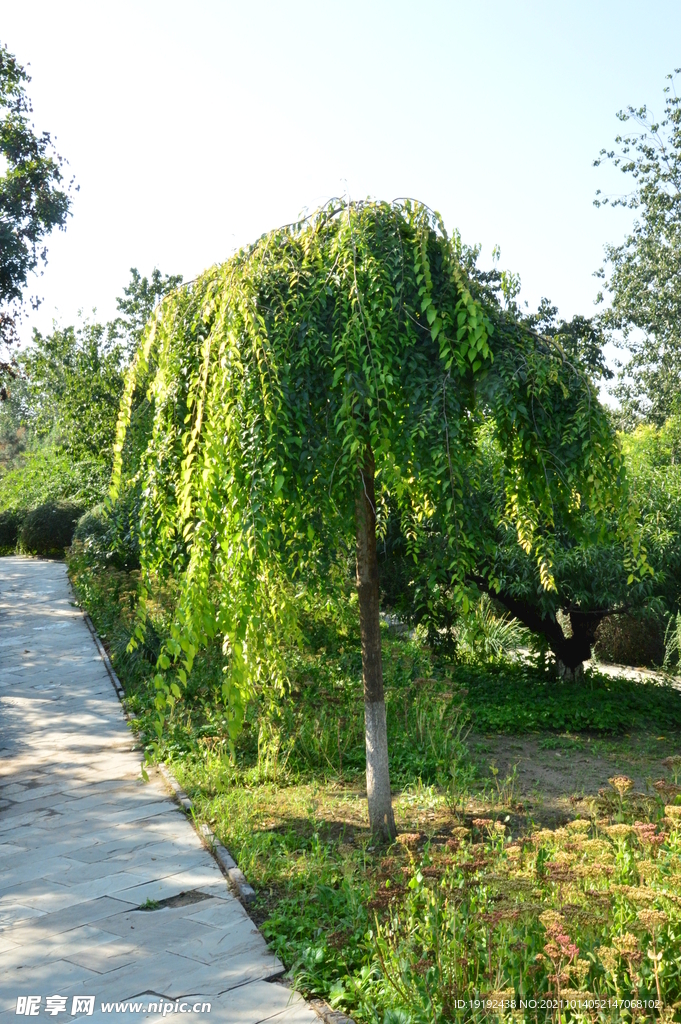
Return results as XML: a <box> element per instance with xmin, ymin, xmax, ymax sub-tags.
<box><xmin>2</xmin><ymin>0</ymin><xmax>680</xmax><ymax>368</ymax></box>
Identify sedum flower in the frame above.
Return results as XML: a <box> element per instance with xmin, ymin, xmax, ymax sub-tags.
<box><xmin>609</xmin><ymin>775</ymin><xmax>634</xmax><ymax>797</ymax></box>
<box><xmin>540</xmin><ymin>910</ymin><xmax>565</xmax><ymax>930</ymax></box>
<box><xmin>569</xmin><ymin>958</ymin><xmax>591</xmax><ymax>985</ymax></box>
<box><xmin>396</xmin><ymin>832</ymin><xmax>422</xmax><ymax>848</ymax></box>
<box><xmin>598</xmin><ymin>946</ymin><xmax>619</xmax><ymax>973</ymax></box>
<box><xmin>636</xmin><ymin>908</ymin><xmax>668</xmax><ymax>932</ymax></box>
<box><xmin>567</xmin><ymin>818</ymin><xmax>591</xmax><ymax>832</ymax></box>
<box><xmin>638</xmin><ymin>861</ymin><xmax>662</xmax><ymax>881</ymax></box>
<box><xmin>606</xmin><ymin>823</ymin><xmax>634</xmax><ymax>840</ymax></box>
<box><xmin>450</xmin><ymin>826</ymin><xmax>470</xmax><ymax>839</ymax></box>
<box><xmin>613</xmin><ymin>931</ymin><xmax>640</xmax><ymax>957</ymax></box>
<box><xmin>618</xmin><ymin>884</ymin><xmax>658</xmax><ymax>905</ymax></box>
<box><xmin>530</xmin><ymin>829</ymin><xmax>556</xmax><ymax>845</ymax></box>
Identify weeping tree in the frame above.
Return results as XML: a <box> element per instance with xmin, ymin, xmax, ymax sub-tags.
<box><xmin>112</xmin><ymin>200</ymin><xmax>638</xmax><ymax>838</ymax></box>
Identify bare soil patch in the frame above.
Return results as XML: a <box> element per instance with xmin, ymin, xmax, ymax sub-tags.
<box><xmin>467</xmin><ymin>726</ymin><xmax>681</xmax><ymax>827</ymax></box>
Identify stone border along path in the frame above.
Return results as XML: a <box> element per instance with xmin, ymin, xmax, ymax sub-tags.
<box><xmin>0</xmin><ymin>557</ymin><xmax>321</xmax><ymax>1024</ymax></box>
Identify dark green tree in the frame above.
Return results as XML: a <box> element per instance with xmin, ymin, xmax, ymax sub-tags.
<box><xmin>0</xmin><ymin>43</ymin><xmax>72</xmax><ymax>351</ymax></box>
<box><xmin>7</xmin><ymin>268</ymin><xmax>182</xmax><ymax>463</ymax></box>
<box><xmin>0</xmin><ymin>268</ymin><xmax>181</xmax><ymax>523</ymax></box>
<box><xmin>595</xmin><ymin>69</ymin><xmax>681</xmax><ymax>424</ymax></box>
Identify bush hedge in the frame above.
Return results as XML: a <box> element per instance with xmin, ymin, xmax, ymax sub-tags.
<box><xmin>0</xmin><ymin>510</ymin><xmax>23</xmax><ymax>553</ymax></box>
<box><xmin>17</xmin><ymin>501</ymin><xmax>86</xmax><ymax>557</ymax></box>
<box><xmin>594</xmin><ymin>612</ymin><xmax>665</xmax><ymax>667</ymax></box>
<box><xmin>72</xmin><ymin>504</ymin><xmax>109</xmax><ymax>545</ymax></box>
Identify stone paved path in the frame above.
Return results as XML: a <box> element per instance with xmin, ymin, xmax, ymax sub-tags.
<box><xmin>0</xmin><ymin>558</ymin><xmax>317</xmax><ymax>1024</ymax></box>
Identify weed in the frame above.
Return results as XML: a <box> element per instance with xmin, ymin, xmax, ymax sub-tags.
<box><xmin>539</xmin><ymin>734</ymin><xmax>586</xmax><ymax>752</ymax></box>
<box><xmin>138</xmin><ymin>898</ymin><xmax>160</xmax><ymax>910</ymax></box>
<box><xmin>486</xmin><ymin>763</ymin><xmax>519</xmax><ymax>807</ymax></box>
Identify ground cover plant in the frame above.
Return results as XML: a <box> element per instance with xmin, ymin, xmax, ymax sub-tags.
<box><xmin>69</xmin><ymin>547</ymin><xmax>681</xmax><ymax>1022</ymax></box>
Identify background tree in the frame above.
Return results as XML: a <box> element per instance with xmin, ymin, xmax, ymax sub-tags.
<box><xmin>109</xmin><ymin>267</ymin><xmax>183</xmax><ymax>359</ymax></box>
<box><xmin>0</xmin><ymin>268</ymin><xmax>179</xmax><ymax>543</ymax></box>
<box><xmin>18</xmin><ymin>322</ymin><xmax>125</xmax><ymax>461</ymax></box>
<box><xmin>379</xmin><ymin>300</ymin><xmax>624</xmax><ymax>677</ymax></box>
<box><xmin>527</xmin><ymin>298</ymin><xmax>613</xmax><ymax>385</ymax></box>
<box><xmin>113</xmin><ymin>200</ymin><xmax>635</xmax><ymax>838</ymax></box>
<box><xmin>595</xmin><ymin>69</ymin><xmax>681</xmax><ymax>424</ymax></box>
<box><xmin>0</xmin><ymin>43</ymin><xmax>72</xmax><ymax>355</ymax></box>
<box><xmin>379</xmin><ymin>425</ymin><xmax>644</xmax><ymax>680</ymax></box>
<box><xmin>395</xmin><ymin>408</ymin><xmax>681</xmax><ymax>677</ymax></box>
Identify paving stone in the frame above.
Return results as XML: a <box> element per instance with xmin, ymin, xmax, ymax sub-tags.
<box><xmin>0</xmin><ymin>559</ymin><xmax>314</xmax><ymax>1024</ymax></box>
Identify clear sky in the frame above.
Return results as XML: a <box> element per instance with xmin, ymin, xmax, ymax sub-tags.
<box><xmin>2</xmin><ymin>0</ymin><xmax>680</xmax><ymax>356</ymax></box>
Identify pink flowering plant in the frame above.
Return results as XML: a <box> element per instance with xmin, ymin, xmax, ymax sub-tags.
<box><xmin>349</xmin><ymin>780</ymin><xmax>681</xmax><ymax>1022</ymax></box>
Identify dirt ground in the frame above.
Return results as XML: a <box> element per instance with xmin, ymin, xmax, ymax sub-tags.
<box><xmin>222</xmin><ymin>663</ymin><xmax>681</xmax><ymax>845</ymax></box>
<box><xmin>284</xmin><ymin>728</ymin><xmax>681</xmax><ymax>843</ymax></box>
<box><xmin>466</xmin><ymin>726</ymin><xmax>681</xmax><ymax>827</ymax></box>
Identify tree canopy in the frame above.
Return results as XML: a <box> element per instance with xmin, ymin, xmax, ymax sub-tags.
<box><xmin>0</xmin><ymin>43</ymin><xmax>72</xmax><ymax>347</ymax></box>
<box><xmin>111</xmin><ymin>199</ymin><xmax>638</xmax><ymax>830</ymax></box>
<box><xmin>595</xmin><ymin>68</ymin><xmax>681</xmax><ymax>424</ymax></box>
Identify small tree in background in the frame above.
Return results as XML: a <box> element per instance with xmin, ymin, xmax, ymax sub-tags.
<box><xmin>595</xmin><ymin>68</ymin><xmax>681</xmax><ymax>424</ymax></box>
<box><xmin>0</xmin><ymin>43</ymin><xmax>73</xmax><ymax>358</ymax></box>
<box><xmin>113</xmin><ymin>200</ymin><xmax>639</xmax><ymax>837</ymax></box>
<box><xmin>0</xmin><ymin>268</ymin><xmax>181</xmax><ymax>541</ymax></box>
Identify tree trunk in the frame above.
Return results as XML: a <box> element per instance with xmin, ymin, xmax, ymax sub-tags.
<box><xmin>470</xmin><ymin>575</ymin><xmax>609</xmax><ymax>680</ymax></box>
<box><xmin>556</xmin><ymin>659</ymin><xmax>585</xmax><ymax>682</ymax></box>
<box><xmin>355</xmin><ymin>456</ymin><xmax>396</xmax><ymax>840</ymax></box>
<box><xmin>554</xmin><ymin>611</ymin><xmax>604</xmax><ymax>677</ymax></box>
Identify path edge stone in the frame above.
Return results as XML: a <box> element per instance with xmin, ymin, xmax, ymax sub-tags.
<box><xmin>81</xmin><ymin>610</ymin><xmax>257</xmax><ymax>905</ymax></box>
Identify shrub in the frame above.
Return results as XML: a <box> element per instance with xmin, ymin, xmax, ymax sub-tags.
<box><xmin>0</xmin><ymin>446</ymin><xmax>109</xmax><ymax>513</ymax></box>
<box><xmin>70</xmin><ymin>488</ymin><xmax>141</xmax><ymax>571</ymax></box>
<box><xmin>18</xmin><ymin>501</ymin><xmax>85</xmax><ymax>557</ymax></box>
<box><xmin>0</xmin><ymin>509</ymin><xmax>22</xmax><ymax>553</ymax></box>
<box><xmin>455</xmin><ymin>594</ymin><xmax>532</xmax><ymax>665</ymax></box>
<box><xmin>594</xmin><ymin>613</ymin><xmax>664</xmax><ymax>667</ymax></box>
<box><xmin>73</xmin><ymin>504</ymin><xmax>109</xmax><ymax>545</ymax></box>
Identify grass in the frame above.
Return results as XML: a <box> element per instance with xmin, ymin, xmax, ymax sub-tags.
<box><xmin>68</xmin><ymin>552</ymin><xmax>681</xmax><ymax>1022</ymax></box>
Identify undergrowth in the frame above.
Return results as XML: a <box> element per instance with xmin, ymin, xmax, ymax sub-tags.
<box><xmin>68</xmin><ymin>554</ymin><xmax>681</xmax><ymax>1021</ymax></box>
